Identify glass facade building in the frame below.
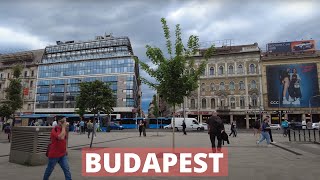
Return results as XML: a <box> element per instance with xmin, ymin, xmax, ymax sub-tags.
<box><xmin>35</xmin><ymin>35</ymin><xmax>141</xmax><ymax>118</ymax></box>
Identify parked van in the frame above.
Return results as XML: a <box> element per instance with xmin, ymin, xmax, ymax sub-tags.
<box><xmin>169</xmin><ymin>118</ymin><xmax>204</xmax><ymax>131</ymax></box>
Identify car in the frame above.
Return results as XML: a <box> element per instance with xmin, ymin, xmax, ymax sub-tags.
<box><xmin>293</xmin><ymin>42</ymin><xmax>314</xmax><ymax>51</ymax></box>
<box><xmin>270</xmin><ymin>124</ymin><xmax>281</xmax><ymax>130</ymax></box>
<box><xmin>200</xmin><ymin>123</ymin><xmax>208</xmax><ymax>130</ymax></box>
<box><xmin>109</xmin><ymin>122</ymin><xmax>123</xmax><ymax>130</ymax></box>
<box><xmin>164</xmin><ymin>124</ymin><xmax>172</xmax><ymax>129</ymax></box>
<box><xmin>312</xmin><ymin>123</ymin><xmax>319</xmax><ymax>130</ymax></box>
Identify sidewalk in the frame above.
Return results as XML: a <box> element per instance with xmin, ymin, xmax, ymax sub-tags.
<box><xmin>0</xmin><ymin>131</ymin><xmax>319</xmax><ymax>180</ymax></box>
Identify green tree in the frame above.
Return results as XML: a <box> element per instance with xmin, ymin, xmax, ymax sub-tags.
<box><xmin>3</xmin><ymin>65</ymin><xmax>23</xmax><ymax>118</ymax></box>
<box><xmin>0</xmin><ymin>104</ymin><xmax>13</xmax><ymax>119</ymax></box>
<box><xmin>75</xmin><ymin>80</ymin><xmax>116</xmax><ymax>148</ymax></box>
<box><xmin>135</xmin><ymin>18</ymin><xmax>215</xmax><ymax>148</ymax></box>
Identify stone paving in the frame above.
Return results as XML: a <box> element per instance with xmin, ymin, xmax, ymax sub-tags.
<box><xmin>0</xmin><ymin>130</ymin><xmax>319</xmax><ymax>180</ymax></box>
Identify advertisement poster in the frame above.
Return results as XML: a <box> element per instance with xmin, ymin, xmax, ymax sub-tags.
<box><xmin>266</xmin><ymin>63</ymin><xmax>319</xmax><ymax>108</ymax></box>
<box><xmin>267</xmin><ymin>40</ymin><xmax>316</xmax><ymax>53</ymax></box>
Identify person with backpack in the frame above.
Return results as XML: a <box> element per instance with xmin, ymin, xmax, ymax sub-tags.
<box><xmin>281</xmin><ymin>119</ymin><xmax>289</xmax><ymax>137</ymax></box>
<box><xmin>43</xmin><ymin>117</ymin><xmax>72</xmax><ymax>180</ymax></box>
<box><xmin>207</xmin><ymin>112</ymin><xmax>225</xmax><ymax>153</ymax></box>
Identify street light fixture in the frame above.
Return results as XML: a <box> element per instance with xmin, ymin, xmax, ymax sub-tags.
<box><xmin>309</xmin><ymin>95</ymin><xmax>320</xmax><ymax>123</ymax></box>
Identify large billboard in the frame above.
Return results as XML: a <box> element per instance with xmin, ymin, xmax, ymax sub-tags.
<box><xmin>266</xmin><ymin>63</ymin><xmax>320</xmax><ymax>108</ymax></box>
<box><xmin>267</xmin><ymin>40</ymin><xmax>316</xmax><ymax>53</ymax></box>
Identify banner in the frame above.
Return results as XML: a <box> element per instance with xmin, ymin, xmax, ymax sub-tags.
<box><xmin>266</xmin><ymin>63</ymin><xmax>319</xmax><ymax>108</ymax></box>
<box><xmin>267</xmin><ymin>40</ymin><xmax>316</xmax><ymax>53</ymax></box>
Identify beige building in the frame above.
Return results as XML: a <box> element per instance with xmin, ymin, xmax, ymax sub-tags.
<box><xmin>261</xmin><ymin>51</ymin><xmax>320</xmax><ymax>123</ymax></box>
<box><xmin>0</xmin><ymin>50</ymin><xmax>44</xmax><ymax>114</ymax></box>
<box><xmin>178</xmin><ymin>43</ymin><xmax>263</xmax><ymax>128</ymax></box>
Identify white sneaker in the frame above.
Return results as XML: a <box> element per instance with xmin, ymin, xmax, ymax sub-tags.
<box><xmin>283</xmin><ymin>99</ymin><xmax>290</xmax><ymax>104</ymax></box>
<box><xmin>267</xmin><ymin>144</ymin><xmax>273</xmax><ymax>147</ymax></box>
<box><xmin>272</xmin><ymin>141</ymin><xmax>276</xmax><ymax>143</ymax></box>
<box><xmin>289</xmin><ymin>96</ymin><xmax>294</xmax><ymax>102</ymax></box>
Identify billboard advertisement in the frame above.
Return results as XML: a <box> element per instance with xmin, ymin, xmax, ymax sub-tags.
<box><xmin>267</xmin><ymin>40</ymin><xmax>316</xmax><ymax>53</ymax></box>
<box><xmin>266</xmin><ymin>63</ymin><xmax>320</xmax><ymax>108</ymax></box>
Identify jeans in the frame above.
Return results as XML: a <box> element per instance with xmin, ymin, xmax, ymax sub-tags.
<box><xmin>43</xmin><ymin>155</ymin><xmax>72</xmax><ymax>180</ymax></box>
<box><xmin>258</xmin><ymin>131</ymin><xmax>271</xmax><ymax>144</ymax></box>
<box><xmin>209</xmin><ymin>133</ymin><xmax>222</xmax><ymax>152</ymax></box>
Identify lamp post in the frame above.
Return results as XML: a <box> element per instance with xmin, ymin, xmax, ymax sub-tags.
<box><xmin>309</xmin><ymin>95</ymin><xmax>320</xmax><ymax>123</ymax></box>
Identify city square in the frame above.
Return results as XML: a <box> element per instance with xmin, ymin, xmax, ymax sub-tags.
<box><xmin>0</xmin><ymin>129</ymin><xmax>320</xmax><ymax>180</ymax></box>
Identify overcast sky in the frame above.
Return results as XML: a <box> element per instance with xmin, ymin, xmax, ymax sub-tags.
<box><xmin>1</xmin><ymin>0</ymin><xmax>319</xmax><ymax>114</ymax></box>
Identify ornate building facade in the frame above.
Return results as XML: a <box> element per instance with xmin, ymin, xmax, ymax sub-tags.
<box><xmin>180</xmin><ymin>43</ymin><xmax>263</xmax><ymax>128</ymax></box>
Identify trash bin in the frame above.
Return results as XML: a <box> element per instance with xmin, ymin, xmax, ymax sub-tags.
<box><xmin>9</xmin><ymin>126</ymin><xmax>55</xmax><ymax>166</ymax></box>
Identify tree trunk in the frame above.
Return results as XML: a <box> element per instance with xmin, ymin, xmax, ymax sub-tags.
<box><xmin>172</xmin><ymin>104</ymin><xmax>175</xmax><ymax>149</ymax></box>
<box><xmin>90</xmin><ymin>113</ymin><xmax>95</xmax><ymax>148</ymax></box>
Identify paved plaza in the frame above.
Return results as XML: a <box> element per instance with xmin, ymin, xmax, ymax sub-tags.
<box><xmin>0</xmin><ymin>130</ymin><xmax>320</xmax><ymax>180</ymax></box>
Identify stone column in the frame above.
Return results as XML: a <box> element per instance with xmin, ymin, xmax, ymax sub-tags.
<box><xmin>284</xmin><ymin>113</ymin><xmax>288</xmax><ymax>120</ymax></box>
<box><xmin>246</xmin><ymin>114</ymin><xmax>250</xmax><ymax>129</ymax></box>
<box><xmin>230</xmin><ymin>114</ymin><xmax>234</xmax><ymax>123</ymax></box>
<box><xmin>302</xmin><ymin>114</ymin><xmax>306</xmax><ymax>122</ymax></box>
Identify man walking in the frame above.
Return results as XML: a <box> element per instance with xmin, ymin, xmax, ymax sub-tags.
<box><xmin>79</xmin><ymin>118</ymin><xmax>84</xmax><ymax>134</ymax></box>
<box><xmin>43</xmin><ymin>117</ymin><xmax>72</xmax><ymax>180</ymax></box>
<box><xmin>207</xmin><ymin>112</ymin><xmax>225</xmax><ymax>153</ymax></box>
<box><xmin>87</xmin><ymin>120</ymin><xmax>93</xmax><ymax>139</ymax></box>
<box><xmin>182</xmin><ymin>120</ymin><xmax>187</xmax><ymax>135</ymax></box>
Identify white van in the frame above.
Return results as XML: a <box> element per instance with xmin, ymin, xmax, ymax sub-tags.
<box><xmin>170</xmin><ymin>118</ymin><xmax>204</xmax><ymax>131</ymax></box>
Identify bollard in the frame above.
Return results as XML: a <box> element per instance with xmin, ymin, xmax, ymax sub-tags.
<box><xmin>303</xmin><ymin>129</ymin><xmax>306</xmax><ymax>141</ymax></box>
<box><xmin>314</xmin><ymin>129</ymin><xmax>316</xmax><ymax>142</ymax></box>
<box><xmin>308</xmin><ymin>129</ymin><xmax>311</xmax><ymax>142</ymax></box>
<box><xmin>293</xmin><ymin>130</ymin><xmax>296</xmax><ymax>141</ymax></box>
<box><xmin>298</xmin><ymin>129</ymin><xmax>301</xmax><ymax>141</ymax></box>
<box><xmin>288</xmin><ymin>129</ymin><xmax>291</xmax><ymax>141</ymax></box>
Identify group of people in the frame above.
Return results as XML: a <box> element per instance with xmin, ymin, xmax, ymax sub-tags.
<box><xmin>71</xmin><ymin>118</ymin><xmax>99</xmax><ymax>139</ymax></box>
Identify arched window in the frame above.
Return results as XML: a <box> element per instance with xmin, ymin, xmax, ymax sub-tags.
<box><xmin>211</xmin><ymin>98</ymin><xmax>215</xmax><ymax>109</ymax></box>
<box><xmin>220</xmin><ymin>96</ymin><xmax>225</xmax><ymax>107</ymax></box>
<box><xmin>210</xmin><ymin>83</ymin><xmax>215</xmax><ymax>91</ymax></box>
<box><xmin>218</xmin><ymin>66</ymin><xmax>224</xmax><ymax>75</ymax></box>
<box><xmin>219</xmin><ymin>82</ymin><xmax>225</xmax><ymax>90</ymax></box>
<box><xmin>202</xmin><ymin>98</ymin><xmax>206</xmax><ymax>109</ymax></box>
<box><xmin>228</xmin><ymin>65</ymin><xmax>234</xmax><ymax>74</ymax></box>
<box><xmin>238</xmin><ymin>64</ymin><xmax>243</xmax><ymax>74</ymax></box>
<box><xmin>201</xmin><ymin>83</ymin><xmax>206</xmax><ymax>92</ymax></box>
<box><xmin>251</xmin><ymin>80</ymin><xmax>256</xmax><ymax>89</ymax></box>
<box><xmin>191</xmin><ymin>99</ymin><xmax>195</xmax><ymax>109</ymax></box>
<box><xmin>249</xmin><ymin>64</ymin><xmax>255</xmax><ymax>74</ymax></box>
<box><xmin>210</xmin><ymin>67</ymin><xmax>215</xmax><ymax>76</ymax></box>
<box><xmin>239</xmin><ymin>81</ymin><xmax>245</xmax><ymax>90</ymax></box>
<box><xmin>229</xmin><ymin>81</ymin><xmax>235</xmax><ymax>90</ymax></box>
<box><xmin>251</xmin><ymin>95</ymin><xmax>257</xmax><ymax>107</ymax></box>
<box><xmin>240</xmin><ymin>96</ymin><xmax>245</xmax><ymax>108</ymax></box>
<box><xmin>230</xmin><ymin>97</ymin><xmax>236</xmax><ymax>109</ymax></box>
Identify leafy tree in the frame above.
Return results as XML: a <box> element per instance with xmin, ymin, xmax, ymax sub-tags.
<box><xmin>3</xmin><ymin>65</ymin><xmax>23</xmax><ymax>118</ymax></box>
<box><xmin>75</xmin><ymin>80</ymin><xmax>116</xmax><ymax>148</ymax></box>
<box><xmin>0</xmin><ymin>104</ymin><xmax>13</xmax><ymax>119</ymax></box>
<box><xmin>135</xmin><ymin>18</ymin><xmax>215</xmax><ymax>148</ymax></box>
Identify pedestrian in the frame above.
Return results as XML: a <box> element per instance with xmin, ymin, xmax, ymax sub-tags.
<box><xmin>52</xmin><ymin>117</ymin><xmax>58</xmax><ymax>127</ymax></box>
<box><xmin>79</xmin><ymin>118</ymin><xmax>85</xmax><ymax>134</ymax></box>
<box><xmin>138</xmin><ymin>120</ymin><xmax>143</xmax><ymax>137</ymax></box>
<box><xmin>182</xmin><ymin>120</ymin><xmax>187</xmax><ymax>135</ymax></box>
<box><xmin>281</xmin><ymin>119</ymin><xmax>289</xmax><ymax>137</ymax></box>
<box><xmin>253</xmin><ymin>119</ymin><xmax>261</xmax><ymax>140</ymax></box>
<box><xmin>229</xmin><ymin>121</ymin><xmax>236</xmax><ymax>137</ymax></box>
<box><xmin>256</xmin><ymin>118</ymin><xmax>272</xmax><ymax>147</ymax></box>
<box><xmin>207</xmin><ymin>112</ymin><xmax>225</xmax><ymax>153</ymax></box>
<box><xmin>265</xmin><ymin>116</ymin><xmax>274</xmax><ymax>143</ymax></box>
<box><xmin>143</xmin><ymin>120</ymin><xmax>147</xmax><ymax>137</ymax></box>
<box><xmin>87</xmin><ymin>120</ymin><xmax>93</xmax><ymax>139</ymax></box>
<box><xmin>43</xmin><ymin>117</ymin><xmax>72</xmax><ymax>180</ymax></box>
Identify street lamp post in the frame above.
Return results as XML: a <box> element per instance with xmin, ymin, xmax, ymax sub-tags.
<box><xmin>309</xmin><ymin>95</ymin><xmax>320</xmax><ymax>123</ymax></box>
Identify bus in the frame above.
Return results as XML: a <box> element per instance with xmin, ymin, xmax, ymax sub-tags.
<box><xmin>147</xmin><ymin>117</ymin><xmax>172</xmax><ymax>129</ymax></box>
<box><xmin>115</xmin><ymin>117</ymin><xmax>144</xmax><ymax>129</ymax></box>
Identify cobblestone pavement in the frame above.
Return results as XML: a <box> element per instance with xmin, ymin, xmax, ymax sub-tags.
<box><xmin>0</xmin><ymin>130</ymin><xmax>319</xmax><ymax>180</ymax></box>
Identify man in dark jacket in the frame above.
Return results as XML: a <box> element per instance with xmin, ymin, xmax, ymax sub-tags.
<box><xmin>207</xmin><ymin>112</ymin><xmax>225</xmax><ymax>153</ymax></box>
<box><xmin>182</xmin><ymin>120</ymin><xmax>187</xmax><ymax>135</ymax></box>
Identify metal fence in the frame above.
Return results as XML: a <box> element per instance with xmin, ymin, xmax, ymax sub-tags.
<box><xmin>288</xmin><ymin>129</ymin><xmax>320</xmax><ymax>143</ymax></box>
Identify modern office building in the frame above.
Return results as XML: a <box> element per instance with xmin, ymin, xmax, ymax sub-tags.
<box><xmin>35</xmin><ymin>34</ymin><xmax>142</xmax><ymax>118</ymax></box>
<box><xmin>177</xmin><ymin>43</ymin><xmax>263</xmax><ymax>128</ymax></box>
<box><xmin>0</xmin><ymin>50</ymin><xmax>44</xmax><ymax>115</ymax></box>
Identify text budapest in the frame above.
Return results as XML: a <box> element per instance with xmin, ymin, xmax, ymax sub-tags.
<box><xmin>82</xmin><ymin>148</ymin><xmax>228</xmax><ymax>176</ymax></box>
